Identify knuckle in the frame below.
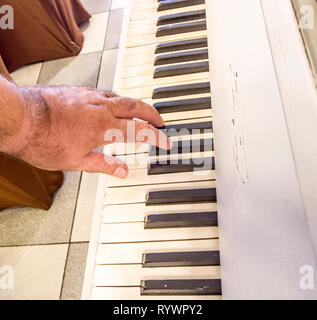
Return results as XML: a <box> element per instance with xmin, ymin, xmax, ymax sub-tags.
<box><xmin>123</xmin><ymin>97</ymin><xmax>138</xmax><ymax>112</ymax></box>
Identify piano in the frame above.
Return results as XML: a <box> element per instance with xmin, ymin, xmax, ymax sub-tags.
<box><xmin>82</xmin><ymin>0</ymin><xmax>317</xmax><ymax>299</ymax></box>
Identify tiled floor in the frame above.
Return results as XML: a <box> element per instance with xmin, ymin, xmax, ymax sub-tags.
<box><xmin>0</xmin><ymin>0</ymin><xmax>127</xmax><ymax>300</ymax></box>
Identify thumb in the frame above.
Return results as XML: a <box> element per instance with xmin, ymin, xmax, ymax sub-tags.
<box><xmin>81</xmin><ymin>151</ymin><xmax>128</xmax><ymax>178</ymax></box>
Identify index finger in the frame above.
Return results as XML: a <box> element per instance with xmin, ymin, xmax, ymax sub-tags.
<box><xmin>106</xmin><ymin>97</ymin><xmax>165</xmax><ymax>128</ymax></box>
<box><xmin>106</xmin><ymin>118</ymin><xmax>172</xmax><ymax>150</ymax></box>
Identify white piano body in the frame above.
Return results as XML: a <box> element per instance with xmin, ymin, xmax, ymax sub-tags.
<box><xmin>82</xmin><ymin>0</ymin><xmax>317</xmax><ymax>299</ymax></box>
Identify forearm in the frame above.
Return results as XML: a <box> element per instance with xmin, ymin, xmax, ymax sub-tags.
<box><xmin>0</xmin><ymin>75</ymin><xmax>28</xmax><ymax>154</ymax></box>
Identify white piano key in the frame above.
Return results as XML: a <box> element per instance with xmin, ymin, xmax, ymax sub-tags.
<box><xmin>106</xmin><ymin>169</ymin><xmax>215</xmax><ymax>187</ymax></box>
<box><xmin>117</xmin><ymin>150</ymin><xmax>214</xmax><ymax>169</ymax></box>
<box><xmin>149</xmin><ymin>150</ymin><xmax>215</xmax><ymax>162</ymax></box>
<box><xmin>108</xmin><ymin>129</ymin><xmax>213</xmax><ymax>156</ymax></box>
<box><xmin>124</xmin><ymin>46</ymin><xmax>199</xmax><ymax>67</ymax></box>
<box><xmin>99</xmin><ymin>222</ymin><xmax>218</xmax><ymax>243</ymax></box>
<box><xmin>122</xmin><ymin>70</ymin><xmax>210</xmax><ymax>89</ymax></box>
<box><xmin>130</xmin><ymin>0</ymin><xmax>159</xmax><ymax>11</ymax></box>
<box><xmin>129</xmin><ymin>14</ymin><xmax>204</xmax><ymax>30</ymax></box>
<box><xmin>163</xmin><ymin>116</ymin><xmax>212</xmax><ymax>125</ymax></box>
<box><xmin>94</xmin><ymin>264</ymin><xmax>220</xmax><ymax>286</ymax></box>
<box><xmin>104</xmin><ymin>180</ymin><xmax>217</xmax><ymax>204</ymax></box>
<box><xmin>130</xmin><ymin>4</ymin><xmax>206</xmax><ymax>22</ymax></box>
<box><xmin>96</xmin><ymin>239</ymin><xmax>219</xmax><ymax>264</ymax></box>
<box><xmin>116</xmin><ymin>150</ymin><xmax>215</xmax><ymax>170</ymax></box>
<box><xmin>131</xmin><ymin>0</ymin><xmax>153</xmax><ymax>3</ymax></box>
<box><xmin>91</xmin><ymin>287</ymin><xmax>221</xmax><ymax>300</ymax></box>
<box><xmin>163</xmin><ymin>109</ymin><xmax>212</xmax><ymax>122</ymax></box>
<box><xmin>127</xmin><ymin>18</ymin><xmax>206</xmax><ymax>39</ymax></box>
<box><xmin>130</xmin><ymin>0</ymin><xmax>205</xmax><ymax>13</ymax></box>
<box><xmin>142</xmin><ymin>92</ymin><xmax>211</xmax><ymax>104</ymax></box>
<box><xmin>126</xmin><ymin>30</ymin><xmax>208</xmax><ymax>48</ymax></box>
<box><xmin>108</xmin><ymin>132</ymin><xmax>213</xmax><ymax>156</ymax></box>
<box><xmin>124</xmin><ymin>46</ymin><xmax>204</xmax><ymax>68</ymax></box>
<box><xmin>103</xmin><ymin>202</ymin><xmax>217</xmax><ymax>223</ymax></box>
<box><xmin>124</xmin><ymin>44</ymin><xmax>156</xmax><ymax>66</ymax></box>
<box><xmin>123</xmin><ymin>60</ymin><xmax>208</xmax><ymax>78</ymax></box>
<box><xmin>121</xmin><ymin>78</ymin><xmax>210</xmax><ymax>99</ymax></box>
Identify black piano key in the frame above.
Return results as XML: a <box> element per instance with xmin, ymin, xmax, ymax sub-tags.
<box><xmin>160</xmin><ymin>121</ymin><xmax>212</xmax><ymax>136</ymax></box>
<box><xmin>144</xmin><ymin>211</ymin><xmax>218</xmax><ymax>229</ymax></box>
<box><xmin>155</xmin><ymin>48</ymin><xmax>208</xmax><ymax>66</ymax></box>
<box><xmin>148</xmin><ymin>157</ymin><xmax>215</xmax><ymax>175</ymax></box>
<box><xmin>154</xmin><ymin>97</ymin><xmax>211</xmax><ymax>113</ymax></box>
<box><xmin>155</xmin><ymin>37</ymin><xmax>208</xmax><ymax>54</ymax></box>
<box><xmin>152</xmin><ymin>82</ymin><xmax>210</xmax><ymax>99</ymax></box>
<box><xmin>158</xmin><ymin>0</ymin><xmax>205</xmax><ymax>12</ymax></box>
<box><xmin>157</xmin><ymin>10</ymin><xmax>206</xmax><ymax>26</ymax></box>
<box><xmin>149</xmin><ymin>138</ymin><xmax>214</xmax><ymax>156</ymax></box>
<box><xmin>142</xmin><ymin>251</ymin><xmax>220</xmax><ymax>267</ymax></box>
<box><xmin>141</xmin><ymin>279</ymin><xmax>222</xmax><ymax>295</ymax></box>
<box><xmin>154</xmin><ymin>61</ymin><xmax>209</xmax><ymax>78</ymax></box>
<box><xmin>156</xmin><ymin>20</ymin><xmax>206</xmax><ymax>37</ymax></box>
<box><xmin>146</xmin><ymin>188</ymin><xmax>217</xmax><ymax>205</ymax></box>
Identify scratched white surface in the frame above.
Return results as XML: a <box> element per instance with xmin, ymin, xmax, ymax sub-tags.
<box><xmin>207</xmin><ymin>0</ymin><xmax>317</xmax><ymax>299</ymax></box>
<box><xmin>262</xmin><ymin>0</ymin><xmax>317</xmax><ymax>273</ymax></box>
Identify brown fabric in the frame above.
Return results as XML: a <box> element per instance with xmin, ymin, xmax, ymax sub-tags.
<box><xmin>0</xmin><ymin>54</ymin><xmax>10</xmax><ymax>79</ymax></box>
<box><xmin>0</xmin><ymin>153</ymin><xmax>64</xmax><ymax>211</ymax></box>
<box><xmin>0</xmin><ymin>0</ymin><xmax>91</xmax><ymax>73</ymax></box>
<box><xmin>0</xmin><ymin>0</ymin><xmax>90</xmax><ymax>210</ymax></box>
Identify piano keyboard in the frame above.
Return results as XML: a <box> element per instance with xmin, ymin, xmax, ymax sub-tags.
<box><xmin>87</xmin><ymin>0</ymin><xmax>221</xmax><ymax>300</ymax></box>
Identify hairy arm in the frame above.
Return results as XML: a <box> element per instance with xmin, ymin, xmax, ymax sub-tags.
<box><xmin>0</xmin><ymin>75</ymin><xmax>171</xmax><ymax>177</ymax></box>
<box><xmin>0</xmin><ymin>76</ymin><xmax>27</xmax><ymax>152</ymax></box>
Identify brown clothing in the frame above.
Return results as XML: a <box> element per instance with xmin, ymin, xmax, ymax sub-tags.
<box><xmin>0</xmin><ymin>0</ymin><xmax>91</xmax><ymax>210</ymax></box>
<box><xmin>0</xmin><ymin>0</ymin><xmax>91</xmax><ymax>73</ymax></box>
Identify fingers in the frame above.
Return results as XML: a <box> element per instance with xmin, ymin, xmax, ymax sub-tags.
<box><xmin>107</xmin><ymin>119</ymin><xmax>172</xmax><ymax>150</ymax></box>
<box><xmin>81</xmin><ymin>151</ymin><xmax>129</xmax><ymax>178</ymax></box>
<box><xmin>83</xmin><ymin>88</ymin><xmax>119</xmax><ymax>105</ymax></box>
<box><xmin>83</xmin><ymin>87</ymin><xmax>118</xmax><ymax>97</ymax></box>
<box><xmin>105</xmin><ymin>97</ymin><xmax>165</xmax><ymax>127</ymax></box>
<box><xmin>97</xmin><ymin>89</ymin><xmax>119</xmax><ymax>98</ymax></box>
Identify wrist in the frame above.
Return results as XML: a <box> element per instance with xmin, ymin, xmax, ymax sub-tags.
<box><xmin>0</xmin><ymin>77</ymin><xmax>32</xmax><ymax>156</ymax></box>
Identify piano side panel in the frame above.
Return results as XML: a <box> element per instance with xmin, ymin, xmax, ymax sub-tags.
<box><xmin>262</xmin><ymin>0</ymin><xmax>317</xmax><ymax>272</ymax></box>
<box><xmin>206</xmin><ymin>0</ymin><xmax>317</xmax><ymax>299</ymax></box>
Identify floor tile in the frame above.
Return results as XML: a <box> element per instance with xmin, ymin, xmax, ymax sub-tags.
<box><xmin>82</xmin><ymin>0</ymin><xmax>112</xmax><ymax>15</ymax></box>
<box><xmin>0</xmin><ymin>244</ymin><xmax>68</xmax><ymax>300</ymax></box>
<box><xmin>10</xmin><ymin>62</ymin><xmax>43</xmax><ymax>86</ymax></box>
<box><xmin>80</xmin><ymin>12</ymin><xmax>109</xmax><ymax>55</ymax></box>
<box><xmin>97</xmin><ymin>49</ymin><xmax>119</xmax><ymax>90</ymax></box>
<box><xmin>111</xmin><ymin>0</ymin><xmax>127</xmax><ymax>10</ymax></box>
<box><xmin>71</xmin><ymin>172</ymin><xmax>100</xmax><ymax>242</ymax></box>
<box><xmin>104</xmin><ymin>8</ymin><xmax>125</xmax><ymax>50</ymax></box>
<box><xmin>60</xmin><ymin>242</ymin><xmax>89</xmax><ymax>300</ymax></box>
<box><xmin>0</xmin><ymin>171</ymin><xmax>81</xmax><ymax>247</ymax></box>
<box><xmin>37</xmin><ymin>52</ymin><xmax>102</xmax><ymax>88</ymax></box>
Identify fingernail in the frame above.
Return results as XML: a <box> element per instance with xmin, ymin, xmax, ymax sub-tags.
<box><xmin>114</xmin><ymin>166</ymin><xmax>128</xmax><ymax>178</ymax></box>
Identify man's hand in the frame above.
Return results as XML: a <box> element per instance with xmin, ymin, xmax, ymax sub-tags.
<box><xmin>0</xmin><ymin>77</ymin><xmax>171</xmax><ymax>178</ymax></box>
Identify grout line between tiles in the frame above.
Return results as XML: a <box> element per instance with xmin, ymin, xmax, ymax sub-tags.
<box><xmin>0</xmin><ymin>241</ymin><xmax>87</xmax><ymax>248</ymax></box>
<box><xmin>96</xmin><ymin>13</ymin><xmax>112</xmax><ymax>89</ymax></box>
<box><xmin>59</xmin><ymin>171</ymin><xmax>83</xmax><ymax>300</ymax></box>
